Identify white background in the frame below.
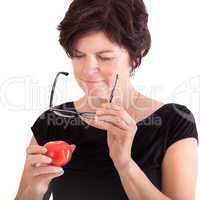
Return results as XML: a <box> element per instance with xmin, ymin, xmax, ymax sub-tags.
<box><xmin>0</xmin><ymin>0</ymin><xmax>199</xmax><ymax>199</ymax></box>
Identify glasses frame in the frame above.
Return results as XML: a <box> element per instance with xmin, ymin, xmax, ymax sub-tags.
<box><xmin>49</xmin><ymin>72</ymin><xmax>119</xmax><ymax>119</ymax></box>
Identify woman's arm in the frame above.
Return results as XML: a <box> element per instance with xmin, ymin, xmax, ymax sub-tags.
<box><xmin>15</xmin><ymin>136</ymin><xmax>64</xmax><ymax>200</ymax></box>
<box><xmin>162</xmin><ymin>138</ymin><xmax>198</xmax><ymax>200</ymax></box>
<box><xmin>116</xmin><ymin>138</ymin><xmax>198</xmax><ymax>200</ymax></box>
<box><xmin>116</xmin><ymin>160</ymin><xmax>171</xmax><ymax>200</ymax></box>
<box><xmin>15</xmin><ymin>185</ymin><xmax>44</xmax><ymax>200</ymax></box>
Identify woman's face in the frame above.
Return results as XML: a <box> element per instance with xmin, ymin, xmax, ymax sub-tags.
<box><xmin>71</xmin><ymin>31</ymin><xmax>133</xmax><ymax>100</ymax></box>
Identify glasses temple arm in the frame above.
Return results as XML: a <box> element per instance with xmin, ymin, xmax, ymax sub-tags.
<box><xmin>109</xmin><ymin>74</ymin><xmax>118</xmax><ymax>103</ymax></box>
<box><xmin>49</xmin><ymin>72</ymin><xmax>69</xmax><ymax>108</ymax></box>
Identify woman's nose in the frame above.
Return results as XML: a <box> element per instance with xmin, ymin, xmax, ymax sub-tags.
<box><xmin>82</xmin><ymin>56</ymin><xmax>99</xmax><ymax>75</ymax></box>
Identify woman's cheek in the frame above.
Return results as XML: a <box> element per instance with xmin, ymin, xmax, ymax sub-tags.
<box><xmin>103</xmin><ymin>69</ymin><xmax>117</xmax><ymax>89</ymax></box>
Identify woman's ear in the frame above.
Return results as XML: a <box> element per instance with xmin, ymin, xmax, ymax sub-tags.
<box><xmin>130</xmin><ymin>60</ymin><xmax>136</xmax><ymax>72</ymax></box>
<box><xmin>128</xmin><ymin>60</ymin><xmax>136</xmax><ymax>77</ymax></box>
<box><xmin>141</xmin><ymin>49</ymin><xmax>145</xmax><ymax>56</ymax></box>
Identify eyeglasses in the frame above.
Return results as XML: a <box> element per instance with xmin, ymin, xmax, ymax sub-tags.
<box><xmin>49</xmin><ymin>72</ymin><xmax>119</xmax><ymax>119</ymax></box>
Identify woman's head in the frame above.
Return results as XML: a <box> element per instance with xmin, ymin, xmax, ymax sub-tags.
<box><xmin>57</xmin><ymin>0</ymin><xmax>151</xmax><ymax>99</ymax></box>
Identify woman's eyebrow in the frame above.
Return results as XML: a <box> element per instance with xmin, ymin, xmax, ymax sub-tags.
<box><xmin>74</xmin><ymin>49</ymin><xmax>115</xmax><ymax>54</ymax></box>
<box><xmin>97</xmin><ymin>50</ymin><xmax>115</xmax><ymax>54</ymax></box>
<box><xmin>73</xmin><ymin>49</ymin><xmax>82</xmax><ymax>53</ymax></box>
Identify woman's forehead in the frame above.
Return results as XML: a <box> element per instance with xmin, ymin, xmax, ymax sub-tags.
<box><xmin>73</xmin><ymin>31</ymin><xmax>123</xmax><ymax>52</ymax></box>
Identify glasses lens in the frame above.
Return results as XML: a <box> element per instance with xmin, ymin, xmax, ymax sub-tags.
<box><xmin>51</xmin><ymin>109</ymin><xmax>77</xmax><ymax>118</ymax></box>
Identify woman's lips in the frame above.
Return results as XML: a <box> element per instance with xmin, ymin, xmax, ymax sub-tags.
<box><xmin>84</xmin><ymin>80</ymin><xmax>104</xmax><ymax>84</ymax></box>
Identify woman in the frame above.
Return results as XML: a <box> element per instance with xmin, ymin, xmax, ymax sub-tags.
<box><xmin>16</xmin><ymin>0</ymin><xmax>199</xmax><ymax>199</ymax></box>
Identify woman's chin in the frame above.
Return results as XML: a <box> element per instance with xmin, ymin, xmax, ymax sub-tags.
<box><xmin>85</xmin><ymin>91</ymin><xmax>110</xmax><ymax>101</ymax></box>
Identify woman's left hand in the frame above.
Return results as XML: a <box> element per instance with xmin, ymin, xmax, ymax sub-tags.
<box><xmin>94</xmin><ymin>102</ymin><xmax>138</xmax><ymax>170</ymax></box>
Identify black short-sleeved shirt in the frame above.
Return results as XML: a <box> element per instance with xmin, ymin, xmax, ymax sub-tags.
<box><xmin>31</xmin><ymin>102</ymin><xmax>199</xmax><ymax>200</ymax></box>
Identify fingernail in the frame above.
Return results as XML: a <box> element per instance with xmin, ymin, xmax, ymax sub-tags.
<box><xmin>47</xmin><ymin>158</ymin><xmax>52</xmax><ymax>163</ymax></box>
<box><xmin>57</xmin><ymin>168</ymin><xmax>64</xmax><ymax>173</ymax></box>
<box><xmin>59</xmin><ymin>170</ymin><xmax>64</xmax><ymax>175</ymax></box>
<box><xmin>43</xmin><ymin>148</ymin><xmax>47</xmax><ymax>153</ymax></box>
<box><xmin>71</xmin><ymin>144</ymin><xmax>76</xmax><ymax>151</ymax></box>
<box><xmin>35</xmin><ymin>163</ymin><xmax>40</xmax><ymax>167</ymax></box>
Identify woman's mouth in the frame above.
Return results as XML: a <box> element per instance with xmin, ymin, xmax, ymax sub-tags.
<box><xmin>84</xmin><ymin>80</ymin><xmax>104</xmax><ymax>84</ymax></box>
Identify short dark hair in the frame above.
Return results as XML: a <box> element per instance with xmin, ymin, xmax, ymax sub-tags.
<box><xmin>57</xmin><ymin>0</ymin><xmax>151</xmax><ymax>70</ymax></box>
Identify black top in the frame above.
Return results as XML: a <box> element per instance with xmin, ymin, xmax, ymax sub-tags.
<box><xmin>31</xmin><ymin>102</ymin><xmax>199</xmax><ymax>200</ymax></box>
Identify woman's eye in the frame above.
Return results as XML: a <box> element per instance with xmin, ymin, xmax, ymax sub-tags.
<box><xmin>72</xmin><ymin>55</ymin><xmax>113</xmax><ymax>61</ymax></box>
<box><xmin>73</xmin><ymin>55</ymin><xmax>84</xmax><ymax>58</ymax></box>
<box><xmin>98</xmin><ymin>57</ymin><xmax>113</xmax><ymax>61</ymax></box>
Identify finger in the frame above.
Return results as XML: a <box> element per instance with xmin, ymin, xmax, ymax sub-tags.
<box><xmin>95</xmin><ymin>115</ymin><xmax>128</xmax><ymax>132</ymax></box>
<box><xmin>97</xmin><ymin>115</ymin><xmax>129</xmax><ymax>131</ymax></box>
<box><xmin>32</xmin><ymin>166</ymin><xmax>64</xmax><ymax>177</ymax></box>
<box><xmin>96</xmin><ymin>108</ymin><xmax>119</xmax><ymax>117</ymax></box>
<box><xmin>32</xmin><ymin>171</ymin><xmax>65</xmax><ymax>190</ymax></box>
<box><xmin>28</xmin><ymin>154</ymin><xmax>52</xmax><ymax>166</ymax></box>
<box><xmin>26</xmin><ymin>145</ymin><xmax>47</xmax><ymax>155</ymax></box>
<box><xmin>95</xmin><ymin>118</ymin><xmax>125</xmax><ymax>137</ymax></box>
<box><xmin>101</xmin><ymin>103</ymin><xmax>121</xmax><ymax>111</ymax></box>
<box><xmin>96</xmin><ymin>107</ymin><xmax>133</xmax><ymax>126</ymax></box>
<box><xmin>42</xmin><ymin>171</ymin><xmax>65</xmax><ymax>183</ymax></box>
<box><xmin>35</xmin><ymin>163</ymin><xmax>49</xmax><ymax>167</ymax></box>
<box><xmin>38</xmin><ymin>171</ymin><xmax>65</xmax><ymax>185</ymax></box>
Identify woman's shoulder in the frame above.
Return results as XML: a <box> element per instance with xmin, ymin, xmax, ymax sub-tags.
<box><xmin>154</xmin><ymin>102</ymin><xmax>197</xmax><ymax>126</ymax></box>
<box><xmin>161</xmin><ymin>102</ymin><xmax>196</xmax><ymax>123</ymax></box>
<box><xmin>135</xmin><ymin>94</ymin><xmax>194</xmax><ymax>122</ymax></box>
<box><xmin>168</xmin><ymin>103</ymin><xmax>194</xmax><ymax>116</ymax></box>
<box><xmin>162</xmin><ymin>102</ymin><xmax>199</xmax><ymax>148</ymax></box>
<box><xmin>134</xmin><ymin>95</ymin><xmax>196</xmax><ymax>129</ymax></box>
<box><xmin>137</xmin><ymin>99</ymin><xmax>199</xmax><ymax>148</ymax></box>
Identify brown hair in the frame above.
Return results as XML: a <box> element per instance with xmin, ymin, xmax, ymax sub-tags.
<box><xmin>57</xmin><ymin>0</ymin><xmax>151</xmax><ymax>70</ymax></box>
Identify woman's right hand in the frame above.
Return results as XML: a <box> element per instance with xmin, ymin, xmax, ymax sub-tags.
<box><xmin>25</xmin><ymin>144</ymin><xmax>76</xmax><ymax>196</ymax></box>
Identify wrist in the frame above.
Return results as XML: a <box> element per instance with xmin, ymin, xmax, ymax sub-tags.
<box><xmin>17</xmin><ymin>185</ymin><xmax>44</xmax><ymax>200</ymax></box>
<box><xmin>114</xmin><ymin>158</ymin><xmax>133</xmax><ymax>172</ymax></box>
<box><xmin>116</xmin><ymin>159</ymin><xmax>140</xmax><ymax>178</ymax></box>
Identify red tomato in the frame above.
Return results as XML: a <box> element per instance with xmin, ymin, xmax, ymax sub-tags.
<box><xmin>44</xmin><ymin>141</ymin><xmax>73</xmax><ymax>167</ymax></box>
